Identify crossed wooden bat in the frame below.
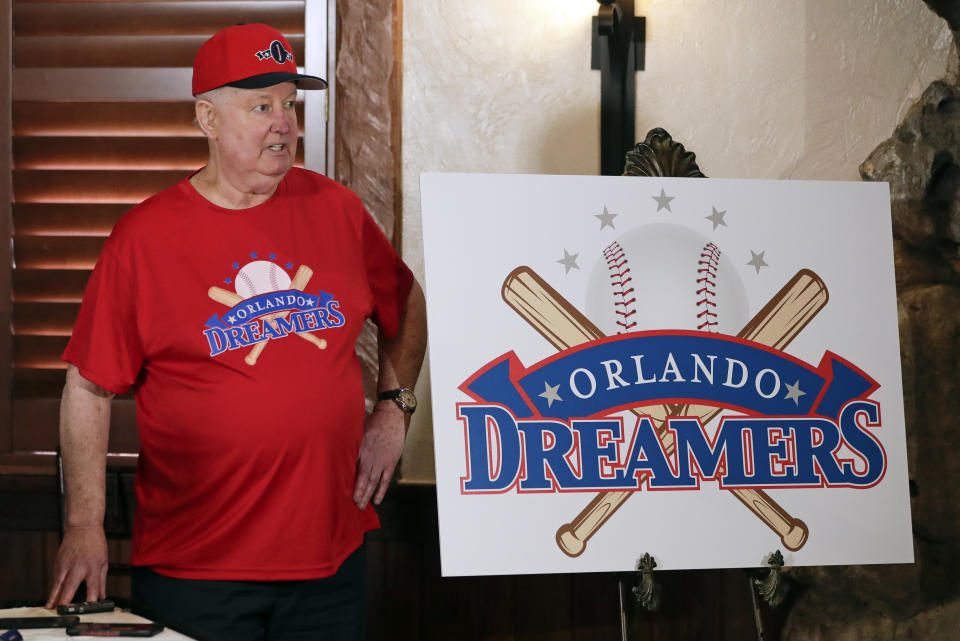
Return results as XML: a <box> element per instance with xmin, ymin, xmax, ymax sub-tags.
<box><xmin>207</xmin><ymin>264</ymin><xmax>327</xmax><ymax>366</ymax></box>
<box><xmin>501</xmin><ymin>266</ymin><xmax>828</xmax><ymax>556</ymax></box>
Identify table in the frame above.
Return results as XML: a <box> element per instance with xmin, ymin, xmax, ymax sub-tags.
<box><xmin>0</xmin><ymin>607</ymin><xmax>197</xmax><ymax>640</ymax></box>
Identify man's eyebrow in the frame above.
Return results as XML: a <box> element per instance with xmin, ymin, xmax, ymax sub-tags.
<box><xmin>243</xmin><ymin>91</ymin><xmax>299</xmax><ymax>102</ymax></box>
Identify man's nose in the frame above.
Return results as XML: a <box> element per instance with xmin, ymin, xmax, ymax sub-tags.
<box><xmin>270</xmin><ymin>108</ymin><xmax>291</xmax><ymax>134</ymax></box>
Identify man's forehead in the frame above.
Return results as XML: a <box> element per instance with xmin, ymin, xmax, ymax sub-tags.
<box><xmin>231</xmin><ymin>83</ymin><xmax>298</xmax><ymax>102</ymax></box>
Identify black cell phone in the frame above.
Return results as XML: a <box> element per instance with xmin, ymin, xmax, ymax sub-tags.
<box><xmin>66</xmin><ymin>622</ymin><xmax>165</xmax><ymax>637</ymax></box>
<box><xmin>0</xmin><ymin>615</ymin><xmax>80</xmax><ymax>628</ymax></box>
<box><xmin>58</xmin><ymin>599</ymin><xmax>116</xmax><ymax>615</ymax></box>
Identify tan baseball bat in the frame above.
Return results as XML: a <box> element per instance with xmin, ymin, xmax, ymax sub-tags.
<box><xmin>245</xmin><ymin>265</ymin><xmax>315</xmax><ymax>365</ymax></box>
<box><xmin>502</xmin><ymin>266</ymin><xmax>826</xmax><ymax>556</ymax></box>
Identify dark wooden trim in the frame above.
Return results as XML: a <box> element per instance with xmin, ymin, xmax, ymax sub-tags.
<box><xmin>12</xmin><ymin>398</ymin><xmax>140</xmax><ymax>454</ymax></box>
<box><xmin>12</xmin><ymin>1</ymin><xmax>306</xmax><ymax>37</ymax></box>
<box><xmin>1</xmin><ymin>1</ymin><xmax>13</xmax><ymax>452</ymax></box>
<box><xmin>0</xmin><ymin>452</ymin><xmax>57</xmax><ymax>476</ymax></box>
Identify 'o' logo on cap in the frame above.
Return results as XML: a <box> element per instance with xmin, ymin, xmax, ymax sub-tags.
<box><xmin>255</xmin><ymin>40</ymin><xmax>294</xmax><ymax>64</ymax></box>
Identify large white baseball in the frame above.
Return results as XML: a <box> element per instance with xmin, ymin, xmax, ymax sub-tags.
<box><xmin>234</xmin><ymin>260</ymin><xmax>292</xmax><ymax>298</ymax></box>
<box><xmin>585</xmin><ymin>224</ymin><xmax>749</xmax><ymax>336</ymax></box>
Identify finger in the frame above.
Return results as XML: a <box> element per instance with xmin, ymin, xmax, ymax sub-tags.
<box><xmin>357</xmin><ymin>468</ymin><xmax>381</xmax><ymax>510</ymax></box>
<box><xmin>353</xmin><ymin>472</ymin><xmax>374</xmax><ymax>508</ymax></box>
<box><xmin>352</xmin><ymin>459</ymin><xmax>371</xmax><ymax>504</ymax></box>
<box><xmin>86</xmin><ymin>563</ymin><xmax>106</xmax><ymax>603</ymax></box>
<box><xmin>353</xmin><ymin>447</ymin><xmax>379</xmax><ymax>503</ymax></box>
<box><xmin>45</xmin><ymin>572</ymin><xmax>67</xmax><ymax>608</ymax></box>
<box><xmin>99</xmin><ymin>564</ymin><xmax>109</xmax><ymax>602</ymax></box>
<box><xmin>57</xmin><ymin>569</ymin><xmax>84</xmax><ymax>606</ymax></box>
<box><xmin>373</xmin><ymin>462</ymin><xmax>397</xmax><ymax>506</ymax></box>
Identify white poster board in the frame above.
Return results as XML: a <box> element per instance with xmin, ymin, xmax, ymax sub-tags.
<box><xmin>420</xmin><ymin>173</ymin><xmax>912</xmax><ymax>576</ymax></box>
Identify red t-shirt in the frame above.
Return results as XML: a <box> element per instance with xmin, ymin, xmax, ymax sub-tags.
<box><xmin>62</xmin><ymin>168</ymin><xmax>414</xmax><ymax>580</ymax></box>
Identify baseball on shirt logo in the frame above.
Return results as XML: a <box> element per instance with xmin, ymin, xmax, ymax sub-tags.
<box><xmin>202</xmin><ymin>252</ymin><xmax>343</xmax><ymax>365</ymax></box>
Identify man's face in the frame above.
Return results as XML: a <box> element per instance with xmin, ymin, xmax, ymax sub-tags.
<box><xmin>213</xmin><ymin>82</ymin><xmax>299</xmax><ymax>181</ymax></box>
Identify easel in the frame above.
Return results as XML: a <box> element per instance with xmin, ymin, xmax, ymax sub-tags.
<box><xmin>616</xmin><ymin>550</ymin><xmax>789</xmax><ymax>641</ymax></box>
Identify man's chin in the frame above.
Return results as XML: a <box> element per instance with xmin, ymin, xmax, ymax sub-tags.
<box><xmin>260</xmin><ymin>160</ymin><xmax>295</xmax><ymax>178</ymax></box>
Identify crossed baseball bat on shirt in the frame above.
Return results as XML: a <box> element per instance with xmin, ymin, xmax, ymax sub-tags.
<box><xmin>207</xmin><ymin>264</ymin><xmax>327</xmax><ymax>366</ymax></box>
<box><xmin>501</xmin><ymin>266</ymin><xmax>828</xmax><ymax>556</ymax></box>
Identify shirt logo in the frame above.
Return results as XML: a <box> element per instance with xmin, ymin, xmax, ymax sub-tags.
<box><xmin>202</xmin><ymin>254</ymin><xmax>342</xmax><ymax>365</ymax></box>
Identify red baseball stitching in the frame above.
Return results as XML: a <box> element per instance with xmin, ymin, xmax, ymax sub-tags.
<box><xmin>696</xmin><ymin>242</ymin><xmax>721</xmax><ymax>332</ymax></box>
<box><xmin>602</xmin><ymin>241</ymin><xmax>637</xmax><ymax>332</ymax></box>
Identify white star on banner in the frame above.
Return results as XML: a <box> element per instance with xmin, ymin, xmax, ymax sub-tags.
<box><xmin>784</xmin><ymin>380</ymin><xmax>806</xmax><ymax>405</ymax></box>
<box><xmin>538</xmin><ymin>382</ymin><xmax>563</xmax><ymax>408</ymax></box>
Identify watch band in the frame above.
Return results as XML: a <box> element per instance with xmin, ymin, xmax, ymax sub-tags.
<box><xmin>378</xmin><ymin>387</ymin><xmax>417</xmax><ymax>414</ymax></box>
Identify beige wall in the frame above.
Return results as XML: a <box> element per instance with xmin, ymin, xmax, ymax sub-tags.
<box><xmin>399</xmin><ymin>0</ymin><xmax>952</xmax><ymax>481</ymax></box>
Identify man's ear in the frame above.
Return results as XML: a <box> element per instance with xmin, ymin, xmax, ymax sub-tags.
<box><xmin>195</xmin><ymin>99</ymin><xmax>218</xmax><ymax>138</ymax></box>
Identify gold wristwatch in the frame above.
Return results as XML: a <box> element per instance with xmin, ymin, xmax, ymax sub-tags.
<box><xmin>378</xmin><ymin>388</ymin><xmax>417</xmax><ymax>414</ymax></box>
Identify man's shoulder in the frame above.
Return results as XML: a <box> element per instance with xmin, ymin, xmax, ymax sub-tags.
<box><xmin>105</xmin><ymin>179</ymin><xmax>191</xmax><ymax>249</ymax></box>
<box><xmin>284</xmin><ymin>167</ymin><xmax>362</xmax><ymax>207</ymax></box>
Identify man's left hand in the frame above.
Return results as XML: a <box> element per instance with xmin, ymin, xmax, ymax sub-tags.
<box><xmin>353</xmin><ymin>402</ymin><xmax>407</xmax><ymax>509</ymax></box>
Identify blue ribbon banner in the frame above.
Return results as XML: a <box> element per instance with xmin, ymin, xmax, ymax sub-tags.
<box><xmin>461</xmin><ymin>332</ymin><xmax>876</xmax><ymax>421</ymax></box>
<box><xmin>205</xmin><ymin>290</ymin><xmax>336</xmax><ymax>329</ymax></box>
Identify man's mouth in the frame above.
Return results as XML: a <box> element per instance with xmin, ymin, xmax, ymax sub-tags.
<box><xmin>268</xmin><ymin>144</ymin><xmax>286</xmax><ymax>151</ymax></box>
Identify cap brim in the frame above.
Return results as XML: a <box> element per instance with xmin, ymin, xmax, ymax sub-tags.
<box><xmin>226</xmin><ymin>71</ymin><xmax>328</xmax><ymax>90</ymax></box>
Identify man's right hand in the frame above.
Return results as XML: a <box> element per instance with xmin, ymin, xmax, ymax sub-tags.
<box><xmin>45</xmin><ymin>524</ymin><xmax>108</xmax><ymax>607</ymax></box>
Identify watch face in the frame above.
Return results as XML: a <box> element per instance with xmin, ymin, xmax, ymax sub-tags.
<box><xmin>399</xmin><ymin>388</ymin><xmax>417</xmax><ymax>409</ymax></box>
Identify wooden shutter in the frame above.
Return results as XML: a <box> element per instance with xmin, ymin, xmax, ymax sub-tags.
<box><xmin>5</xmin><ymin>0</ymin><xmax>309</xmax><ymax>464</ymax></box>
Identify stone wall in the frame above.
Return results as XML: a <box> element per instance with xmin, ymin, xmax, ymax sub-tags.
<box><xmin>784</xmin><ymin>6</ymin><xmax>960</xmax><ymax>638</ymax></box>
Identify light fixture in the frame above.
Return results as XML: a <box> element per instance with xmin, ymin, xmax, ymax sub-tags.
<box><xmin>592</xmin><ymin>0</ymin><xmax>646</xmax><ymax>176</ymax></box>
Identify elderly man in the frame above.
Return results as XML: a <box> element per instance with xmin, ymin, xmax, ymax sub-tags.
<box><xmin>45</xmin><ymin>23</ymin><xmax>426</xmax><ymax>640</ymax></box>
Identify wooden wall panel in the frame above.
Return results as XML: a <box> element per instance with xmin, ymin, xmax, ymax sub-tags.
<box><xmin>14</xmin><ymin>169</ymin><xmax>192</xmax><ymax>204</ymax></box>
<box><xmin>2</xmin><ymin>0</ymin><xmax>14</xmax><ymax>453</ymax></box>
<box><xmin>13</xmin><ymin>204</ymin><xmax>128</xmax><ymax>236</ymax></box>
<box><xmin>14</xmin><ymin>270</ymin><xmax>91</xmax><ymax>303</ymax></box>
<box><xmin>14</xmin><ymin>102</ymin><xmax>198</xmax><ymax>136</ymax></box>
<box><xmin>14</xmin><ymin>35</ymin><xmax>305</xmax><ymax>68</ymax></box>
<box><xmin>12</xmin><ymin>399</ymin><xmax>140</xmax><ymax>452</ymax></box>
<box><xmin>13</xmin><ymin>1</ymin><xmax>305</xmax><ymax>37</ymax></box>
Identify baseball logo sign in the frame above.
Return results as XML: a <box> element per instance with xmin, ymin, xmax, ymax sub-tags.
<box><xmin>421</xmin><ymin>173</ymin><xmax>912</xmax><ymax>576</ymax></box>
<box><xmin>202</xmin><ymin>251</ymin><xmax>343</xmax><ymax>366</ymax></box>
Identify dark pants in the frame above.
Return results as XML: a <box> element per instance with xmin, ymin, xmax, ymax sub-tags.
<box><xmin>131</xmin><ymin>545</ymin><xmax>366</xmax><ymax>641</ymax></box>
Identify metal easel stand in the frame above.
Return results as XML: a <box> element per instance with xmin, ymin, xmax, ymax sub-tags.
<box><xmin>748</xmin><ymin>550</ymin><xmax>790</xmax><ymax>641</ymax></box>
<box><xmin>617</xmin><ymin>552</ymin><xmax>661</xmax><ymax>641</ymax></box>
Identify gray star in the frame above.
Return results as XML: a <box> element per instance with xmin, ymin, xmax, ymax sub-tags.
<box><xmin>595</xmin><ymin>205</ymin><xmax>618</xmax><ymax>230</ymax></box>
<box><xmin>538</xmin><ymin>381</ymin><xmax>563</xmax><ymax>408</ymax></box>
<box><xmin>558</xmin><ymin>249</ymin><xmax>580</xmax><ymax>274</ymax></box>
<box><xmin>652</xmin><ymin>188</ymin><xmax>674</xmax><ymax>212</ymax></box>
<box><xmin>227</xmin><ymin>315</ymin><xmax>237</xmax><ymax>324</ymax></box>
<box><xmin>706</xmin><ymin>206</ymin><xmax>727</xmax><ymax>230</ymax></box>
<box><xmin>747</xmin><ymin>250</ymin><xmax>769</xmax><ymax>274</ymax></box>
<box><xmin>784</xmin><ymin>380</ymin><xmax>806</xmax><ymax>406</ymax></box>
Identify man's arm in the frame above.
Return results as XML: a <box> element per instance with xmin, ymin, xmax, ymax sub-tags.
<box><xmin>353</xmin><ymin>279</ymin><xmax>427</xmax><ymax>510</ymax></box>
<box><xmin>46</xmin><ymin>364</ymin><xmax>113</xmax><ymax>607</ymax></box>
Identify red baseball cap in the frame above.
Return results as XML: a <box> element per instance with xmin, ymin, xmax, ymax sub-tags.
<box><xmin>192</xmin><ymin>23</ymin><xmax>327</xmax><ymax>96</ymax></box>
